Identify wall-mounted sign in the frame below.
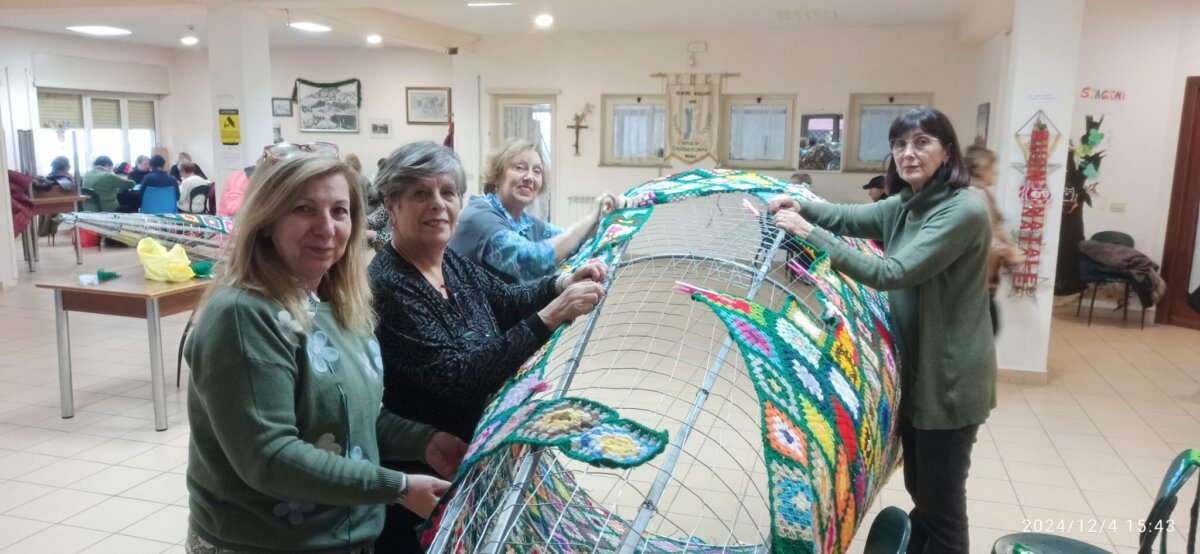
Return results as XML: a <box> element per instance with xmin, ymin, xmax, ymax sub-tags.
<box><xmin>1079</xmin><ymin>87</ymin><xmax>1126</xmax><ymax>101</ymax></box>
<box><xmin>219</xmin><ymin>108</ymin><xmax>240</xmax><ymax>145</ymax></box>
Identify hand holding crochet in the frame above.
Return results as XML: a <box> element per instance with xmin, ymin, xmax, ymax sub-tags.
<box><xmin>539</xmin><ymin>280</ymin><xmax>606</xmax><ymax>328</ymax></box>
<box><xmin>566</xmin><ymin>260</ymin><xmax>608</xmax><ymax>287</ymax></box>
<box><xmin>399</xmin><ymin>475</ymin><xmax>450</xmax><ymax>519</ymax></box>
<box><xmin>425</xmin><ymin>431</ymin><xmax>468</xmax><ymax>479</ymax></box>
<box><xmin>767</xmin><ymin>193</ymin><xmax>802</xmax><ymax>214</ymax></box>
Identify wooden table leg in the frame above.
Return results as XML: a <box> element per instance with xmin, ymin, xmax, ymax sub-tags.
<box><xmin>54</xmin><ymin>291</ymin><xmax>74</xmax><ymax>418</ymax></box>
<box><xmin>146</xmin><ymin>298</ymin><xmax>168</xmax><ymax>431</ymax></box>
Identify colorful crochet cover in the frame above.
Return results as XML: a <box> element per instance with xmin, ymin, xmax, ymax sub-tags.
<box><xmin>423</xmin><ymin>169</ymin><xmax>901</xmax><ymax>553</ymax></box>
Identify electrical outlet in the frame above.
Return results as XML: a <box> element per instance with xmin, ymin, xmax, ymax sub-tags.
<box><xmin>1110</xmin><ymin>202</ymin><xmax>1126</xmax><ymax>213</ymax></box>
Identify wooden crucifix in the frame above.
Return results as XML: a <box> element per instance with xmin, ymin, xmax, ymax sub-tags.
<box><xmin>567</xmin><ymin>103</ymin><xmax>594</xmax><ymax>156</ymax></box>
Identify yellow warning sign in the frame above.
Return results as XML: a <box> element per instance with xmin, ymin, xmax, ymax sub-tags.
<box><xmin>219</xmin><ymin>109</ymin><xmax>240</xmax><ymax>145</ymax></box>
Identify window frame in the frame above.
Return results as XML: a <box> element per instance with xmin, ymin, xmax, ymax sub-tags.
<box><xmin>718</xmin><ymin>93</ymin><xmax>797</xmax><ymax>170</ymax></box>
<box><xmin>600</xmin><ymin>93</ymin><xmax>668</xmax><ymax>168</ymax></box>
<box><xmin>490</xmin><ymin>92</ymin><xmax>557</xmax><ymax>222</ymax></box>
<box><xmin>35</xmin><ymin>88</ymin><xmax>160</xmax><ymax>171</ymax></box>
<box><xmin>844</xmin><ymin>92</ymin><xmax>934</xmax><ymax>173</ymax></box>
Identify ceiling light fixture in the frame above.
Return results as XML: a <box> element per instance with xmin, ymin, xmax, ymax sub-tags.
<box><xmin>181</xmin><ymin>36</ymin><xmax>199</xmax><ymax>46</ymax></box>
<box><xmin>468</xmin><ymin>2</ymin><xmax>518</xmax><ymax>6</ymax></box>
<box><xmin>66</xmin><ymin>25</ymin><xmax>132</xmax><ymax>36</ymax></box>
<box><xmin>534</xmin><ymin>14</ymin><xmax>554</xmax><ymax>29</ymax></box>
<box><xmin>288</xmin><ymin>21</ymin><xmax>332</xmax><ymax>33</ymax></box>
<box><xmin>366</xmin><ymin>34</ymin><xmax>382</xmax><ymax>45</ymax></box>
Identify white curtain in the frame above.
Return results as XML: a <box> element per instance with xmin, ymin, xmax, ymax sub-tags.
<box><xmin>613</xmin><ymin>104</ymin><xmax>665</xmax><ymax>159</ymax></box>
<box><xmin>729</xmin><ymin>105</ymin><xmax>787</xmax><ymax>161</ymax></box>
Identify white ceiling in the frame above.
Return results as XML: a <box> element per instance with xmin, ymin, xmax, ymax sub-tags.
<box><xmin>0</xmin><ymin>0</ymin><xmax>988</xmax><ymax>51</ymax></box>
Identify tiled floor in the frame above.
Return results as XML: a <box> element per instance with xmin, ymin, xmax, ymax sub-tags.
<box><xmin>0</xmin><ymin>239</ymin><xmax>1198</xmax><ymax>553</ymax></box>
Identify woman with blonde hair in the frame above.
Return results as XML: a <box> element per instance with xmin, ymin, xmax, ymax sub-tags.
<box><xmin>965</xmin><ymin>144</ymin><xmax>1024</xmax><ymax>332</ymax></box>
<box><xmin>184</xmin><ymin>147</ymin><xmax>465</xmax><ymax>553</ymax></box>
<box><xmin>448</xmin><ymin>138</ymin><xmax>630</xmax><ymax>283</ymax></box>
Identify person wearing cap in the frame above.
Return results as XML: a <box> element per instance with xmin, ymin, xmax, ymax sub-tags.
<box><xmin>863</xmin><ymin>175</ymin><xmax>888</xmax><ymax>202</ymax></box>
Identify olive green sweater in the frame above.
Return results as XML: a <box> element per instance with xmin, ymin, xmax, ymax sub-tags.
<box><xmin>185</xmin><ymin>287</ymin><xmax>435</xmax><ymax>553</ymax></box>
<box><xmin>800</xmin><ymin>173</ymin><xmax>997</xmax><ymax>430</ymax></box>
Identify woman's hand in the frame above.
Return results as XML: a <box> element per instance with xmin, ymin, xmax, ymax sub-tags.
<box><xmin>565</xmin><ymin>261</ymin><xmax>608</xmax><ymax>287</ymax></box>
<box><xmin>539</xmin><ymin>281</ymin><xmax>606</xmax><ymax>328</ymax></box>
<box><xmin>398</xmin><ymin>475</ymin><xmax>450</xmax><ymax>519</ymax></box>
<box><xmin>774</xmin><ymin>210</ymin><xmax>815</xmax><ymax>239</ymax></box>
<box><xmin>597</xmin><ymin>193</ymin><xmax>634</xmax><ymax>217</ymax></box>
<box><xmin>424</xmin><ymin>431</ymin><xmax>468</xmax><ymax>479</ymax></box>
<box><xmin>767</xmin><ymin>194</ymin><xmax>801</xmax><ymax>214</ymax></box>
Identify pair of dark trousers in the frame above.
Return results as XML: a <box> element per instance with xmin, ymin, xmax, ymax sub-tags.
<box><xmin>899</xmin><ymin>417</ymin><xmax>980</xmax><ymax>554</ymax></box>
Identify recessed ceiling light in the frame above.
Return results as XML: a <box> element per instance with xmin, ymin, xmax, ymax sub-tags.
<box><xmin>534</xmin><ymin>14</ymin><xmax>554</xmax><ymax>28</ymax></box>
<box><xmin>66</xmin><ymin>25</ymin><xmax>131</xmax><ymax>36</ymax></box>
<box><xmin>468</xmin><ymin>2</ymin><xmax>517</xmax><ymax>6</ymax></box>
<box><xmin>366</xmin><ymin>34</ymin><xmax>382</xmax><ymax>45</ymax></box>
<box><xmin>180</xmin><ymin>36</ymin><xmax>199</xmax><ymax>46</ymax></box>
<box><xmin>288</xmin><ymin>21</ymin><xmax>332</xmax><ymax>33</ymax></box>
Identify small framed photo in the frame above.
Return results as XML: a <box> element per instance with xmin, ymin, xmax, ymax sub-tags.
<box><xmin>406</xmin><ymin>87</ymin><xmax>451</xmax><ymax>125</ymax></box>
<box><xmin>370</xmin><ymin>119</ymin><xmax>392</xmax><ymax>139</ymax></box>
<box><xmin>271</xmin><ymin>98</ymin><xmax>293</xmax><ymax>117</ymax></box>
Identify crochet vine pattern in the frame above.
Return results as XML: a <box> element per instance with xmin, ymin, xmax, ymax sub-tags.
<box><xmin>423</xmin><ymin>169</ymin><xmax>902</xmax><ymax>554</ymax></box>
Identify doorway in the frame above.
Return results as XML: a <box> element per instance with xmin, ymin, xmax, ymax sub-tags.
<box><xmin>1158</xmin><ymin>76</ymin><xmax>1200</xmax><ymax>330</ymax></box>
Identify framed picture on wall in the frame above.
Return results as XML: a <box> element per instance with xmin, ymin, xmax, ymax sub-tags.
<box><xmin>975</xmin><ymin>102</ymin><xmax>991</xmax><ymax>147</ymax></box>
<box><xmin>370</xmin><ymin>119</ymin><xmax>392</xmax><ymax>139</ymax></box>
<box><xmin>271</xmin><ymin>98</ymin><xmax>293</xmax><ymax>117</ymax></box>
<box><xmin>406</xmin><ymin>87</ymin><xmax>451</xmax><ymax>125</ymax></box>
<box><xmin>844</xmin><ymin>92</ymin><xmax>934</xmax><ymax>172</ymax></box>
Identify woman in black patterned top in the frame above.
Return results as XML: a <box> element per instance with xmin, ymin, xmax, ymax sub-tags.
<box><xmin>369</xmin><ymin>142</ymin><xmax>605</xmax><ymax>552</ymax></box>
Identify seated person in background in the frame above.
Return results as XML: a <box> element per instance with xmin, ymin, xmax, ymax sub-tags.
<box><xmin>127</xmin><ymin>155</ymin><xmax>151</xmax><ymax>184</ymax></box>
<box><xmin>138</xmin><ymin>155</ymin><xmax>179</xmax><ymax>214</ymax></box>
<box><xmin>82</xmin><ymin>156</ymin><xmax>134</xmax><ymax>212</ymax></box>
<box><xmin>790</xmin><ymin>172</ymin><xmax>813</xmax><ymax>186</ymax></box>
<box><xmin>47</xmin><ymin>156</ymin><xmax>76</xmax><ymax>190</ymax></box>
<box><xmin>799</xmin><ymin>137</ymin><xmax>838</xmax><ymax>170</ymax></box>
<box><xmin>369</xmin><ymin>142</ymin><xmax>607</xmax><ymax>551</ymax></box>
<box><xmin>113</xmin><ymin>162</ymin><xmax>132</xmax><ymax>178</ymax></box>
<box><xmin>177</xmin><ymin>161</ymin><xmax>210</xmax><ymax>213</ymax></box>
<box><xmin>185</xmin><ymin>151</ymin><xmax>464</xmax><ymax>553</ymax></box>
<box><xmin>169</xmin><ymin>151</ymin><xmax>207</xmax><ymax>182</ymax></box>
<box><xmin>448</xmin><ymin>138</ymin><xmax>630</xmax><ymax>283</ymax></box>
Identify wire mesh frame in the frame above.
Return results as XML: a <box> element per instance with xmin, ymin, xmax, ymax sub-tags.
<box><xmin>429</xmin><ymin>193</ymin><xmax>831</xmax><ymax>553</ymax></box>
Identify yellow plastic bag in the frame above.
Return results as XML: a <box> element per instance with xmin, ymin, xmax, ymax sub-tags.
<box><xmin>137</xmin><ymin>237</ymin><xmax>196</xmax><ymax>283</ymax></box>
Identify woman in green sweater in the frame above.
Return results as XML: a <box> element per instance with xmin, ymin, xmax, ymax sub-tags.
<box><xmin>770</xmin><ymin>107</ymin><xmax>996</xmax><ymax>554</ymax></box>
<box><xmin>184</xmin><ymin>150</ymin><xmax>467</xmax><ymax>553</ymax></box>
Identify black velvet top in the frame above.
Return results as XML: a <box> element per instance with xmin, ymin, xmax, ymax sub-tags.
<box><xmin>369</xmin><ymin>245</ymin><xmax>558</xmax><ymax>441</ymax></box>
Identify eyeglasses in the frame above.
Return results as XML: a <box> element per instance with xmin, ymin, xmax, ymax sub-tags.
<box><xmin>889</xmin><ymin>135</ymin><xmax>941</xmax><ymax>154</ymax></box>
<box><xmin>262</xmin><ymin>142</ymin><xmax>340</xmax><ymax>160</ymax></box>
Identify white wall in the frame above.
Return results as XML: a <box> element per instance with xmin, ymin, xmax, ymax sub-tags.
<box><xmin>1070</xmin><ymin>0</ymin><xmax>1193</xmax><ymax>268</ymax></box>
<box><xmin>0</xmin><ymin>27</ymin><xmax>174</xmax><ymax>171</ymax></box>
<box><xmin>451</xmin><ymin>25</ymin><xmax>976</xmax><ymax>221</ymax></box>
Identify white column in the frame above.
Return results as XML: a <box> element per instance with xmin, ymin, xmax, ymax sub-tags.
<box><xmin>994</xmin><ymin>0</ymin><xmax>1086</xmax><ymax>377</ymax></box>
<box><xmin>206</xmin><ymin>5</ymin><xmax>273</xmax><ymax>195</ymax></box>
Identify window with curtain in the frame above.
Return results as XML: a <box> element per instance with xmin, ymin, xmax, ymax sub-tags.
<box><xmin>720</xmin><ymin>94</ymin><xmax>796</xmax><ymax>169</ymax></box>
<box><xmin>33</xmin><ymin>90</ymin><xmax>158</xmax><ymax>177</ymax></box>
<box><xmin>494</xmin><ymin>95</ymin><xmax>555</xmax><ymax>221</ymax></box>
<box><xmin>35</xmin><ymin>91</ymin><xmax>84</xmax><ymax>175</ymax></box>
<box><xmin>601</xmin><ymin>94</ymin><xmax>666</xmax><ymax>166</ymax></box>
<box><xmin>127</xmin><ymin>100</ymin><xmax>157</xmax><ymax>163</ymax></box>
<box><xmin>89</xmin><ymin>98</ymin><xmax>123</xmax><ymax>167</ymax></box>
<box><xmin>845</xmin><ymin>92</ymin><xmax>934</xmax><ymax>172</ymax></box>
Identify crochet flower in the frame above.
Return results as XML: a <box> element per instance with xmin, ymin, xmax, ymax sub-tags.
<box><xmin>359</xmin><ymin>340</ymin><xmax>383</xmax><ymax>380</ymax></box>
<box><xmin>306</xmin><ymin>330</ymin><xmax>339</xmax><ymax>374</ymax></box>
<box><xmin>314</xmin><ymin>433</ymin><xmax>342</xmax><ymax>456</ymax></box>
<box><xmin>732</xmin><ymin>317</ymin><xmax>773</xmax><ymax>359</ymax></box>
<box><xmin>348</xmin><ymin>446</ymin><xmax>363</xmax><ymax>462</ymax></box>
<box><xmin>273</xmin><ymin>500</ymin><xmax>315</xmax><ymax>526</ymax></box>
<box><xmin>276</xmin><ymin>310</ymin><xmax>303</xmax><ymax>342</ymax></box>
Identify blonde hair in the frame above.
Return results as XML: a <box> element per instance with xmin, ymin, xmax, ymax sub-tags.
<box><xmin>344</xmin><ymin>153</ymin><xmax>363</xmax><ymax>173</ymax></box>
<box><xmin>482</xmin><ymin>139</ymin><xmax>549</xmax><ymax>195</ymax></box>
<box><xmin>964</xmin><ymin>145</ymin><xmax>998</xmax><ymax>180</ymax></box>
<box><xmin>204</xmin><ymin>154</ymin><xmax>374</xmax><ymax>333</ymax></box>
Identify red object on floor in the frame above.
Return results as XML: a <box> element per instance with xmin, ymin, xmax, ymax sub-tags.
<box><xmin>79</xmin><ymin>228</ymin><xmax>100</xmax><ymax>247</ymax></box>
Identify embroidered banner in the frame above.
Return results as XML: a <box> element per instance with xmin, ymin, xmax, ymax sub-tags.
<box><xmin>666</xmin><ymin>73</ymin><xmax>719</xmax><ymax>164</ymax></box>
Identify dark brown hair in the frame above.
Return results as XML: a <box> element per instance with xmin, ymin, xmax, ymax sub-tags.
<box><xmin>884</xmin><ymin>107</ymin><xmax>972</xmax><ymax>195</ymax></box>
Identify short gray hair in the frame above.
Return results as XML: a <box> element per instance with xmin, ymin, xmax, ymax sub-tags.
<box><xmin>375</xmin><ymin>142</ymin><xmax>466</xmax><ymax>202</ymax></box>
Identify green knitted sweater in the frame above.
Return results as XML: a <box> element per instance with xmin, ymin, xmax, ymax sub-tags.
<box><xmin>800</xmin><ymin>172</ymin><xmax>997</xmax><ymax>430</ymax></box>
<box><xmin>185</xmin><ymin>287</ymin><xmax>435</xmax><ymax>553</ymax></box>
